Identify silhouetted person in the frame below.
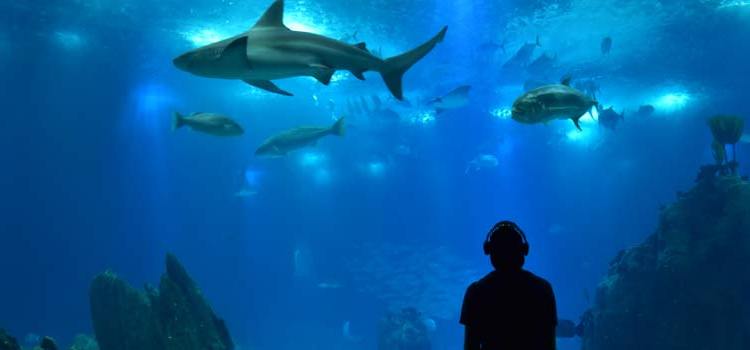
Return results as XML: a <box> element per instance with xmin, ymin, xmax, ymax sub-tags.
<box><xmin>460</xmin><ymin>221</ymin><xmax>557</xmax><ymax>350</ymax></box>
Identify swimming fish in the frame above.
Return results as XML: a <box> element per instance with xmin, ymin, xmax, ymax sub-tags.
<box><xmin>466</xmin><ymin>154</ymin><xmax>499</xmax><ymax>174</ymax></box>
<box><xmin>635</xmin><ymin>104</ymin><xmax>655</xmax><ymax>117</ymax></box>
<box><xmin>596</xmin><ymin>106</ymin><xmax>625</xmax><ymax>131</ymax></box>
<box><xmin>234</xmin><ymin>187</ymin><xmax>258</xmax><ymax>198</ymax></box>
<box><xmin>601</xmin><ymin>36</ymin><xmax>612</xmax><ymax>55</ymax></box>
<box><xmin>526</xmin><ymin>52</ymin><xmax>556</xmax><ymax>76</ymax></box>
<box><xmin>511</xmin><ymin>76</ymin><xmax>597</xmax><ymax>131</ymax></box>
<box><xmin>173</xmin><ymin>0</ymin><xmax>447</xmax><ymax>100</ymax></box>
<box><xmin>317</xmin><ymin>282</ymin><xmax>343</xmax><ymax>289</ymax></box>
<box><xmin>255</xmin><ymin>118</ymin><xmax>345</xmax><ymax>157</ymax></box>
<box><xmin>172</xmin><ymin>112</ymin><xmax>244</xmax><ymax>136</ymax></box>
<box><xmin>430</xmin><ymin>85</ymin><xmax>471</xmax><ymax>114</ymax></box>
<box><xmin>503</xmin><ymin>35</ymin><xmax>540</xmax><ymax>68</ymax></box>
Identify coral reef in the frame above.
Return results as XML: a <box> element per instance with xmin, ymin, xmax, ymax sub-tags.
<box><xmin>89</xmin><ymin>254</ymin><xmax>233</xmax><ymax>350</ymax></box>
<box><xmin>67</xmin><ymin>335</ymin><xmax>98</xmax><ymax>350</ymax></box>
<box><xmin>708</xmin><ymin>115</ymin><xmax>744</xmax><ymax>145</ymax></box>
<box><xmin>708</xmin><ymin>115</ymin><xmax>745</xmax><ymax>170</ymax></box>
<box><xmin>377</xmin><ymin>308</ymin><xmax>431</xmax><ymax>350</ymax></box>
<box><xmin>0</xmin><ymin>329</ymin><xmax>20</xmax><ymax>350</ymax></box>
<box><xmin>581</xmin><ymin>174</ymin><xmax>750</xmax><ymax>350</ymax></box>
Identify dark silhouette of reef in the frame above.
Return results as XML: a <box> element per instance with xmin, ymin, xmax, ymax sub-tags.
<box><xmin>377</xmin><ymin>308</ymin><xmax>431</xmax><ymax>350</ymax></box>
<box><xmin>89</xmin><ymin>254</ymin><xmax>233</xmax><ymax>350</ymax></box>
<box><xmin>0</xmin><ymin>329</ymin><xmax>20</xmax><ymax>350</ymax></box>
<box><xmin>581</xmin><ymin>172</ymin><xmax>750</xmax><ymax>350</ymax></box>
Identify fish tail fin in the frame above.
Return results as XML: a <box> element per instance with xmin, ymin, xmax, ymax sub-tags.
<box><xmin>380</xmin><ymin>26</ymin><xmax>447</xmax><ymax>100</ymax></box>
<box><xmin>330</xmin><ymin>117</ymin><xmax>346</xmax><ymax>136</ymax></box>
<box><xmin>573</xmin><ymin>115</ymin><xmax>584</xmax><ymax>131</ymax></box>
<box><xmin>172</xmin><ymin>112</ymin><xmax>185</xmax><ymax>131</ymax></box>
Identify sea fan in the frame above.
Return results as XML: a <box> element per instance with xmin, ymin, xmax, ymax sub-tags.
<box><xmin>708</xmin><ymin>115</ymin><xmax>745</xmax><ymax>145</ymax></box>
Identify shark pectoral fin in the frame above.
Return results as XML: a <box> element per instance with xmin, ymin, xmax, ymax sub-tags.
<box><xmin>310</xmin><ymin>64</ymin><xmax>335</xmax><ymax>85</ymax></box>
<box><xmin>243</xmin><ymin>80</ymin><xmax>293</xmax><ymax>96</ymax></box>
<box><xmin>351</xmin><ymin>70</ymin><xmax>366</xmax><ymax>80</ymax></box>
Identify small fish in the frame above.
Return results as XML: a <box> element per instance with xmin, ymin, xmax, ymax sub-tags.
<box><xmin>466</xmin><ymin>154</ymin><xmax>499</xmax><ymax>174</ymax></box>
<box><xmin>512</xmin><ymin>76</ymin><xmax>597</xmax><ymax>130</ymax></box>
<box><xmin>601</xmin><ymin>36</ymin><xmax>612</xmax><ymax>55</ymax></box>
<box><xmin>479</xmin><ymin>38</ymin><xmax>507</xmax><ymax>54</ymax></box>
<box><xmin>635</xmin><ymin>104</ymin><xmax>655</xmax><ymax>117</ymax></box>
<box><xmin>234</xmin><ymin>187</ymin><xmax>258</xmax><ymax>197</ymax></box>
<box><xmin>430</xmin><ymin>85</ymin><xmax>471</xmax><ymax>114</ymax></box>
<box><xmin>172</xmin><ymin>112</ymin><xmax>244</xmax><ymax>136</ymax></box>
<box><xmin>255</xmin><ymin>118</ymin><xmax>345</xmax><ymax>157</ymax></box>
<box><xmin>318</xmin><ymin>282</ymin><xmax>343</xmax><ymax>289</ymax></box>
<box><xmin>596</xmin><ymin>106</ymin><xmax>625</xmax><ymax>131</ymax></box>
<box><xmin>503</xmin><ymin>35</ymin><xmax>540</xmax><ymax>68</ymax></box>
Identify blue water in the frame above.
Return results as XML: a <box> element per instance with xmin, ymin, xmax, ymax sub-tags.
<box><xmin>1</xmin><ymin>0</ymin><xmax>749</xmax><ymax>349</ymax></box>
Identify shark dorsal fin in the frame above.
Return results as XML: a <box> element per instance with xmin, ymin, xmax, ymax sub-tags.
<box><xmin>252</xmin><ymin>0</ymin><xmax>288</xmax><ymax>30</ymax></box>
<box><xmin>353</xmin><ymin>42</ymin><xmax>368</xmax><ymax>52</ymax></box>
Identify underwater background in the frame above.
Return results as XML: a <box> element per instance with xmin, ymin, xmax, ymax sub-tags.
<box><xmin>1</xmin><ymin>0</ymin><xmax>749</xmax><ymax>349</ymax></box>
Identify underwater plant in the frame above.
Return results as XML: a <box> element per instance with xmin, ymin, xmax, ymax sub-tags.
<box><xmin>711</xmin><ymin>139</ymin><xmax>726</xmax><ymax>165</ymax></box>
<box><xmin>708</xmin><ymin>114</ymin><xmax>745</xmax><ymax>163</ymax></box>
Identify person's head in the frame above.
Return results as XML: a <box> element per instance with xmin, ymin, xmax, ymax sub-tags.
<box><xmin>483</xmin><ymin>220</ymin><xmax>529</xmax><ymax>271</ymax></box>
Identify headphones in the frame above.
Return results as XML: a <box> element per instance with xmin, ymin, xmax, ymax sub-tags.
<box><xmin>483</xmin><ymin>221</ymin><xmax>529</xmax><ymax>256</ymax></box>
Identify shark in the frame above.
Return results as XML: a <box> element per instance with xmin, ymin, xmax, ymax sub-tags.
<box><xmin>173</xmin><ymin>0</ymin><xmax>448</xmax><ymax>100</ymax></box>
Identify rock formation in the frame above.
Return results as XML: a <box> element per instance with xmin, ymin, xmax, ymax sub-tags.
<box><xmin>67</xmin><ymin>335</ymin><xmax>98</xmax><ymax>350</ymax></box>
<box><xmin>0</xmin><ymin>329</ymin><xmax>20</xmax><ymax>350</ymax></box>
<box><xmin>89</xmin><ymin>254</ymin><xmax>233</xmax><ymax>350</ymax></box>
<box><xmin>581</xmin><ymin>174</ymin><xmax>750</xmax><ymax>350</ymax></box>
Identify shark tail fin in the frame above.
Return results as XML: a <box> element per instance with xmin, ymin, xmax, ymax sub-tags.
<box><xmin>380</xmin><ymin>26</ymin><xmax>447</xmax><ymax>100</ymax></box>
<box><xmin>330</xmin><ymin>117</ymin><xmax>346</xmax><ymax>136</ymax></box>
<box><xmin>172</xmin><ymin>112</ymin><xmax>185</xmax><ymax>131</ymax></box>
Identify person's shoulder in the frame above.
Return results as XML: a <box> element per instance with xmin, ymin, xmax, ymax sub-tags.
<box><xmin>523</xmin><ymin>270</ymin><xmax>554</xmax><ymax>291</ymax></box>
<box><xmin>466</xmin><ymin>272</ymin><xmax>495</xmax><ymax>291</ymax></box>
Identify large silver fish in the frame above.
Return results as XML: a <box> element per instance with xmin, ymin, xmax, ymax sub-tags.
<box><xmin>172</xmin><ymin>112</ymin><xmax>244</xmax><ymax>136</ymax></box>
<box><xmin>511</xmin><ymin>77</ymin><xmax>597</xmax><ymax>130</ymax></box>
<box><xmin>255</xmin><ymin>118</ymin><xmax>345</xmax><ymax>157</ymax></box>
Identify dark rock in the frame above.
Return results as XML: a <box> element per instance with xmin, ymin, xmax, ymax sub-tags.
<box><xmin>582</xmin><ymin>175</ymin><xmax>750</xmax><ymax>350</ymax></box>
<box><xmin>89</xmin><ymin>270</ymin><xmax>163</xmax><ymax>350</ymax></box>
<box><xmin>89</xmin><ymin>254</ymin><xmax>233</xmax><ymax>350</ymax></box>
<box><xmin>0</xmin><ymin>329</ymin><xmax>20</xmax><ymax>350</ymax></box>
<box><xmin>39</xmin><ymin>336</ymin><xmax>57</xmax><ymax>350</ymax></box>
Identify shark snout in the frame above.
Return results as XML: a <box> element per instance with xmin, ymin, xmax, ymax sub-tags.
<box><xmin>172</xmin><ymin>53</ymin><xmax>191</xmax><ymax>71</ymax></box>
